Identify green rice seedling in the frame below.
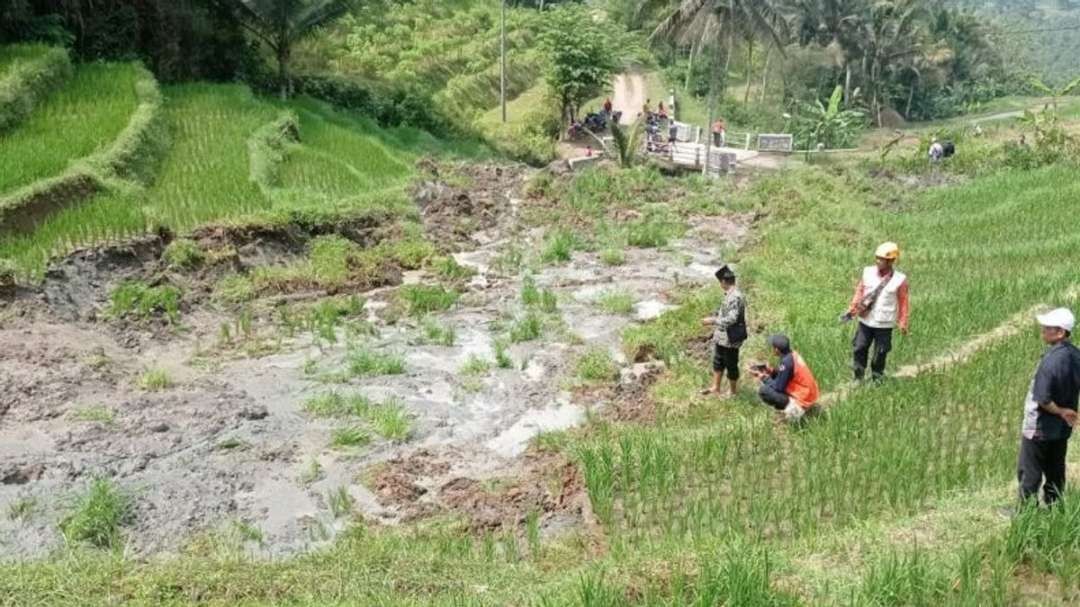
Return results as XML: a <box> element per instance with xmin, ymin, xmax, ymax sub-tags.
<box><xmin>138</xmin><ymin>368</ymin><xmax>172</xmax><ymax>391</ymax></box>
<box><xmin>346</xmin><ymin>348</ymin><xmax>406</xmax><ymax>377</ymax></box>
<box><xmin>399</xmin><ymin>284</ymin><xmax>458</xmax><ymax>316</ymax></box>
<box><xmin>299</xmin><ymin>459</ymin><xmax>323</xmax><ymax>486</ymax></box>
<box><xmin>6</xmin><ymin>496</ymin><xmax>36</xmax><ymax>522</ymax></box>
<box><xmin>231</xmin><ymin>520</ymin><xmax>263</xmax><ymax>545</ymax></box>
<box><xmin>1005</xmin><ymin>492</ymin><xmax>1080</xmax><ymax>588</ymax></box>
<box><xmin>326</xmin><ymin>486</ymin><xmax>355</xmax><ymax>519</ymax></box>
<box><xmin>540</xmin><ymin>229</ymin><xmax>580</xmax><ymax>264</ymax></box>
<box><xmin>107</xmin><ymin>281</ymin><xmax>182</xmax><ymax>324</ymax></box>
<box><xmin>525</xmin><ymin>510</ymin><xmax>541</xmax><ymax>556</ymax></box>
<box><xmin>369</xmin><ymin>398</ymin><xmax>412</xmax><ymax>441</ymax></box>
<box><xmin>575</xmin><ymin>348</ymin><xmax>618</xmax><ymax>382</ymax></box>
<box><xmin>509</xmin><ymin>312</ymin><xmax>543</xmax><ymax>343</ymax></box>
<box><xmin>67</xmin><ymin>405</ymin><xmax>115</xmax><ymax>425</ymax></box>
<box><xmin>599</xmin><ymin>247</ymin><xmax>626</xmax><ymax>266</ymax></box>
<box><xmin>520</xmin><ymin>275</ymin><xmax>541</xmax><ymax>306</ymax></box>
<box><xmin>216</xmin><ymin>437</ymin><xmax>248</xmax><ymax>451</ymax></box>
<box><xmin>162</xmin><ymin>239</ymin><xmax>204</xmax><ymax>270</ymax></box>
<box><xmin>460</xmin><ymin>354</ymin><xmax>491</xmax><ymax>376</ymax></box>
<box><xmin>492</xmin><ymin>242</ymin><xmax>525</xmax><ymax>274</ymax></box>
<box><xmin>214</xmin><ymin>275</ymin><xmax>256</xmax><ymax>304</ymax></box>
<box><xmin>330</xmin><ymin>426</ymin><xmax>371</xmax><ymax>449</ymax></box>
<box><xmin>430</xmin><ymin>256</ymin><xmax>475</xmax><ymax>282</ymax></box>
<box><xmin>420</xmin><ymin>316</ymin><xmax>457</xmax><ymax>346</ymax></box>
<box><xmin>59</xmin><ymin>478</ymin><xmax>133</xmax><ymax>549</ymax></box>
<box><xmin>493</xmin><ymin>339</ymin><xmax>513</xmax><ymax>369</ymax></box>
<box><xmin>303</xmin><ymin>391</ymin><xmax>373</xmax><ymax>418</ymax></box>
<box><xmin>596</xmin><ymin>290</ymin><xmax>634</xmax><ymax>315</ymax></box>
<box><xmin>857</xmin><ymin>549</ymin><xmax>952</xmax><ymax>606</ymax></box>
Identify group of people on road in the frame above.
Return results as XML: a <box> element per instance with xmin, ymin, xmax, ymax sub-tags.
<box><xmin>701</xmin><ymin>242</ymin><xmax>1078</xmax><ymax>507</ymax></box>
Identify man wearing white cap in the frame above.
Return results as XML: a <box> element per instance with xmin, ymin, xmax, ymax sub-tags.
<box><xmin>845</xmin><ymin>242</ymin><xmax>910</xmax><ymax>381</ymax></box>
<box><xmin>1018</xmin><ymin>307</ymin><xmax>1080</xmax><ymax>506</ymax></box>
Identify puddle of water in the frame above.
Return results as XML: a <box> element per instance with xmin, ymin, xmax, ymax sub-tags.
<box><xmin>485</xmin><ymin>401</ymin><xmax>586</xmax><ymax>458</ymax></box>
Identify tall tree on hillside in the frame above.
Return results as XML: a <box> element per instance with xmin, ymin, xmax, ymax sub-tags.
<box><xmin>538</xmin><ymin>4</ymin><xmax>620</xmax><ymax>130</ymax></box>
<box><xmin>853</xmin><ymin>0</ymin><xmax>926</xmax><ymax>126</ymax></box>
<box><xmin>785</xmin><ymin>0</ymin><xmax>864</xmax><ymax>103</ymax></box>
<box><xmin>217</xmin><ymin>0</ymin><xmax>351</xmax><ymax>99</ymax></box>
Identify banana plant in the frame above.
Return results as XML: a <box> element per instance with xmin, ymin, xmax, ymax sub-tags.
<box><xmin>609</xmin><ymin>118</ymin><xmax>645</xmax><ymax>168</ymax></box>
<box><xmin>1028</xmin><ymin>76</ymin><xmax>1080</xmax><ymax>112</ymax></box>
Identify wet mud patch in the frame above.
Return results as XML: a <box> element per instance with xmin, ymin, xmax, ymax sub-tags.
<box><xmin>413</xmin><ymin>159</ymin><xmax>529</xmax><ymax>251</ymax></box>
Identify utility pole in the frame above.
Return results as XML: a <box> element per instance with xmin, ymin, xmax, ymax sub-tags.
<box><xmin>500</xmin><ymin>0</ymin><xmax>507</xmax><ymax>123</ymax></box>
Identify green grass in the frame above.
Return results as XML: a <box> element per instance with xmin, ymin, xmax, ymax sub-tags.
<box><xmin>137</xmin><ymin>368</ymin><xmax>172</xmax><ymax>391</ymax></box>
<box><xmin>508</xmin><ymin>311</ymin><xmax>543</xmax><ymax>343</ymax></box>
<box><xmin>161</xmin><ymin>239</ymin><xmax>204</xmax><ymax>270</ymax></box>
<box><xmin>303</xmin><ymin>391</ymin><xmax>373</xmax><ymax>418</ymax></box>
<box><xmin>459</xmin><ymin>354</ymin><xmax>491</xmax><ymax>376</ymax></box>
<box><xmin>0</xmin><ymin>43</ymin><xmax>53</xmax><ymax>74</ymax></box>
<box><xmin>0</xmin><ymin>62</ymin><xmax>139</xmax><ymax>195</ymax></box>
<box><xmin>368</xmin><ymin>398</ymin><xmax>412</xmax><ymax>441</ymax></box>
<box><xmin>58</xmin><ymin>478</ymin><xmax>132</xmax><ymax>549</ymax></box>
<box><xmin>399</xmin><ymin>284</ymin><xmax>459</xmax><ymax>316</ymax></box>
<box><xmin>575</xmin><ymin>348</ymin><xmax>618</xmax><ymax>383</ymax></box>
<box><xmin>67</xmin><ymin>405</ymin><xmax>115</xmax><ymax>425</ymax></box>
<box><xmin>419</xmin><ymin>316</ymin><xmax>457</xmax><ymax>346</ymax></box>
<box><xmin>106</xmin><ymin>281</ymin><xmax>181</xmax><ymax>324</ymax></box>
<box><xmin>345</xmin><ymin>348</ymin><xmax>406</xmax><ymax>377</ymax></box>
<box><xmin>596</xmin><ymin>290</ymin><xmax>635</xmax><ymax>315</ymax></box>
<box><xmin>330</xmin><ymin>426</ymin><xmax>371</xmax><ymax>449</ymax></box>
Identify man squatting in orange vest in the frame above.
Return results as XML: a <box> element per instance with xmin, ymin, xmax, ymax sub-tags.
<box><xmin>843</xmin><ymin>242</ymin><xmax>910</xmax><ymax>381</ymax></box>
<box><xmin>749</xmin><ymin>334</ymin><xmax>821</xmax><ymax>422</ymax></box>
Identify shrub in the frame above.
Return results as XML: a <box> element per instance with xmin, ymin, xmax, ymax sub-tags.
<box><xmin>59</xmin><ymin>478</ymin><xmax>133</xmax><ymax>549</ymax></box>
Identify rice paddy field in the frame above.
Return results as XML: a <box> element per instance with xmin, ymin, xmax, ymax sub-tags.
<box><xmin>0</xmin><ymin>77</ymin><xmax>481</xmax><ymax>279</ymax></box>
<box><xmin>0</xmin><ymin>62</ymin><xmax>139</xmax><ymax>194</ymax></box>
<box><xmin>0</xmin><ymin>43</ymin><xmax>51</xmax><ymax>73</ymax></box>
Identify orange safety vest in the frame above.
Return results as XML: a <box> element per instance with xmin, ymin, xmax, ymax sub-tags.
<box><xmin>786</xmin><ymin>351</ymin><xmax>820</xmax><ymax>408</ymax></box>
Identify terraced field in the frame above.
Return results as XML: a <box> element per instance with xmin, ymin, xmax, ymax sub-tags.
<box><xmin>0</xmin><ymin>62</ymin><xmax>139</xmax><ymax>194</ymax></box>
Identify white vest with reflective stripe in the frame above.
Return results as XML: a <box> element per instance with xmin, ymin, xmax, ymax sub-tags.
<box><xmin>861</xmin><ymin>266</ymin><xmax>905</xmax><ymax>329</ymax></box>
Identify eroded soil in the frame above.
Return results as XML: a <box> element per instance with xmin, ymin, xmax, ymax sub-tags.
<box><xmin>0</xmin><ymin>161</ymin><xmax>751</xmax><ymax>559</ymax></box>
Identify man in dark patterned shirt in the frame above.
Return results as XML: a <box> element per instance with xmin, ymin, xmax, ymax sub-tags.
<box><xmin>701</xmin><ymin>265</ymin><xmax>747</xmax><ymax>399</ymax></box>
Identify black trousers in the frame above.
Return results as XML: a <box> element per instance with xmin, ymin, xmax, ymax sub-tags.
<box><xmin>758</xmin><ymin>384</ymin><xmax>789</xmax><ymax>410</ymax></box>
<box><xmin>853</xmin><ymin>323</ymin><xmax>893</xmax><ymax>380</ymax></box>
<box><xmin>712</xmin><ymin>344</ymin><xmax>740</xmax><ymax>380</ymax></box>
<box><xmin>1017</xmin><ymin>437</ymin><xmax>1068</xmax><ymax>505</ymax></box>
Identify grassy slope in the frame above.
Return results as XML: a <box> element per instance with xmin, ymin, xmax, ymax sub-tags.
<box><xmin>0</xmin><ymin>62</ymin><xmax>139</xmax><ymax>194</ymax></box>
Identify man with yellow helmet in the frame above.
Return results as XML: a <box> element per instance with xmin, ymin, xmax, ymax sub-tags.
<box><xmin>844</xmin><ymin>242</ymin><xmax>910</xmax><ymax>381</ymax></box>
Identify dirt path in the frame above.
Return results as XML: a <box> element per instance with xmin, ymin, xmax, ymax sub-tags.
<box><xmin>611</xmin><ymin>72</ymin><xmax>646</xmax><ymax>125</ymax></box>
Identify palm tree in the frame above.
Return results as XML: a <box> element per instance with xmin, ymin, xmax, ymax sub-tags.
<box><xmin>650</xmin><ymin>0</ymin><xmax>788</xmax><ymax>169</ymax></box>
<box><xmin>219</xmin><ymin>0</ymin><xmax>352</xmax><ymax>99</ymax></box>
<box><xmin>785</xmin><ymin>0</ymin><xmax>864</xmax><ymax>104</ymax></box>
<box><xmin>849</xmin><ymin>0</ymin><xmax>926</xmax><ymax>126</ymax></box>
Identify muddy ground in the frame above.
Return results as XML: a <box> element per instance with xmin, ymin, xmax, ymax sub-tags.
<box><xmin>0</xmin><ymin>161</ymin><xmax>751</xmax><ymax>559</ymax></box>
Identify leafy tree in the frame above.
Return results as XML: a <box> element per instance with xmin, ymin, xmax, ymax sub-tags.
<box><xmin>537</xmin><ymin>4</ymin><xmax>620</xmax><ymax>128</ymax></box>
<box><xmin>217</xmin><ymin>0</ymin><xmax>351</xmax><ymax>99</ymax></box>
<box><xmin>788</xmin><ymin>84</ymin><xmax>864</xmax><ymax>150</ymax></box>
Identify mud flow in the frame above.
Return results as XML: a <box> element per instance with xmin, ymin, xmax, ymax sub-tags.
<box><xmin>0</xmin><ymin>162</ymin><xmax>751</xmax><ymax>559</ymax></box>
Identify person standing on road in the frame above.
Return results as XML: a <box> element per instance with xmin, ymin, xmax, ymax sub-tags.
<box><xmin>750</xmin><ymin>334</ymin><xmax>821</xmax><ymax>422</ymax></box>
<box><xmin>701</xmin><ymin>265</ymin><xmax>746</xmax><ymax>399</ymax></box>
<box><xmin>712</xmin><ymin>118</ymin><xmax>726</xmax><ymax>147</ymax></box>
<box><xmin>603</xmin><ymin>97</ymin><xmax>613</xmax><ymax>116</ymax></box>
<box><xmin>845</xmin><ymin>242</ymin><xmax>910</xmax><ymax>381</ymax></box>
<box><xmin>1018</xmin><ymin>308</ymin><xmax>1080</xmax><ymax>506</ymax></box>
